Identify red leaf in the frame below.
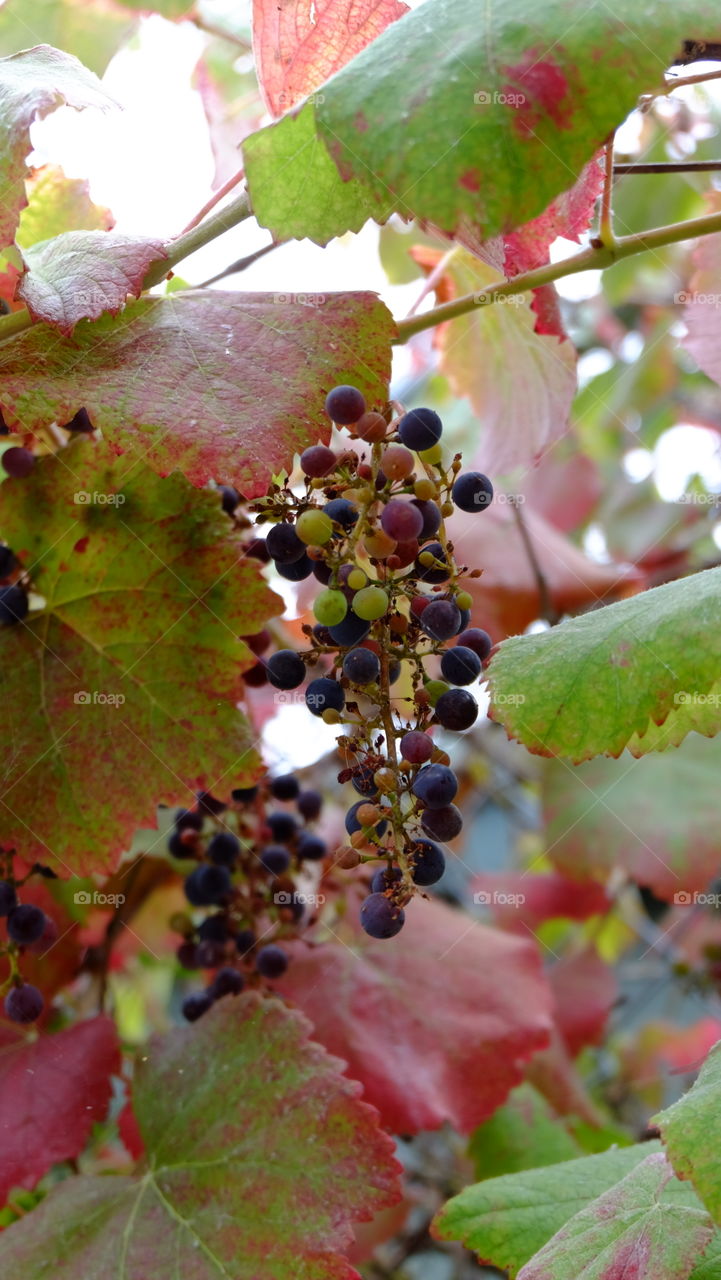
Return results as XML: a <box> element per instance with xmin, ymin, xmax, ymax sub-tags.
<box><xmin>253</xmin><ymin>0</ymin><xmax>409</xmax><ymax>117</ymax></box>
<box><xmin>471</xmin><ymin>871</ymin><xmax>611</xmax><ymax>930</ymax></box>
<box><xmin>0</xmin><ymin>1016</ymin><xmax>119</xmax><ymax>1204</ymax></box>
<box><xmin>502</xmin><ymin>157</ymin><xmax>604</xmax><ymax>276</ymax></box>
<box><xmin>117</xmin><ymin>1098</ymin><xmax>144</xmax><ymax>1161</ymax></box>
<box><xmin>549</xmin><ymin>947</ymin><xmax>617</xmax><ymax>1058</ymax></box>
<box><xmin>279</xmin><ymin>896</ymin><xmax>553</xmax><ymax>1134</ymax></box>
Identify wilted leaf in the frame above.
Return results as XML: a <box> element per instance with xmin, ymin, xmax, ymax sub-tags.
<box><xmin>0</xmin><ymin>996</ymin><xmax>402</xmax><ymax>1279</ymax></box>
<box><xmin>18</xmin><ymin>231</ymin><xmax>166</xmax><ymax>333</ymax></box>
<box><xmin>653</xmin><ymin>1039</ymin><xmax>721</xmax><ymax>1224</ymax></box>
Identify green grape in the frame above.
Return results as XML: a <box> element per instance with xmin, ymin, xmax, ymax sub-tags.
<box><xmin>456</xmin><ymin>590</ymin><xmax>473</xmax><ymax>611</ymax></box>
<box><xmin>296</xmin><ymin>508</ymin><xmax>334</xmax><ymax>545</ymax></box>
<box><xmin>425</xmin><ymin>679</ymin><xmax>450</xmax><ymax>706</ymax></box>
<box><xmin>418</xmin><ymin>443</ymin><xmax>443</xmax><ymax>465</ymax></box>
<box><xmin>347</xmin><ymin>567</ymin><xmax>368</xmax><ymax>591</ymax></box>
<box><xmin>314</xmin><ymin>589</ymin><xmax>348</xmax><ymax>626</ymax></box>
<box><xmin>352</xmin><ymin>585</ymin><xmax>389</xmax><ymax>621</ymax></box>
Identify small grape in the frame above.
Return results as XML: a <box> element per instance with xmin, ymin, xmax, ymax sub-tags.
<box><xmin>410</xmin><ymin>840</ymin><xmax>446</xmax><ymax>886</ymax></box>
<box><xmin>207</xmin><ymin>831</ymin><xmax>241</xmax><ymax>867</ymax></box>
<box><xmin>434</xmin><ymin>688</ymin><xmax>478</xmax><ymax>731</ymax></box>
<box><xmin>297</xmin><ymin>508</ymin><xmax>334</xmax><ymax>545</ymax></box>
<box><xmin>440</xmin><ymin>646</ymin><xmax>482</xmax><ymax>686</ymax></box>
<box><xmin>425</xmin><ymin>679</ymin><xmax>449</xmax><ymax>706</ymax></box>
<box><xmin>63</xmin><ymin>407</ymin><xmax>95</xmax><ymax>434</ymax></box>
<box><xmin>312</xmin><ymin>560</ymin><xmax>333</xmax><ymax>585</ymax></box>
<box><xmin>343</xmin><ymin>647</ymin><xmax>380</xmax><ymax>685</ymax></box>
<box><xmin>177</xmin><ymin>941</ymin><xmax>201</xmax><ymax>969</ymax></box>
<box><xmin>457</xmin><ymin>628</ymin><xmax>493</xmax><ymax>661</ymax></box>
<box><xmin>276</xmin><ymin>553</ymin><xmax>313</xmax><ymax>580</ymax></box>
<box><xmin>256</xmin><ymin>944</ymin><xmax>289</xmax><ymax>978</ymax></box>
<box><xmin>266</xmin><ymin>650</ymin><xmax>305</xmax><ymax>690</ymax></box>
<box><xmin>328</xmin><ymin>609</ymin><xmax>371</xmax><ymax>646</ymax></box>
<box><xmin>410</xmin><ymin>498</ymin><xmax>441</xmax><ymax>541</ymax></box>
<box><xmin>300</xmin><ymin>444</ymin><xmax>337</xmax><ymax>477</ymax></box>
<box><xmin>245</xmin><ymin>537</ymin><xmax>270</xmax><ymax>563</ymax></box>
<box><xmin>420</xmin><ymin>804</ymin><xmax>463</xmax><ymax>841</ymax></box>
<box><xmin>267</xmin><ymin>811</ymin><xmax>298</xmax><ymax>841</ymax></box>
<box><xmin>219</xmin><ymin>485</ymin><xmax>240</xmax><ymax>515</ymax></box>
<box><xmin>0</xmin><ymin>545</ymin><xmax>17</xmax><ymax>579</ymax></box>
<box><xmin>323</xmin><ymin>498</ymin><xmax>359</xmax><ymax>531</ymax></box>
<box><xmin>0</xmin><ymin>880</ymin><xmax>17</xmax><ymax>916</ymax></box>
<box><xmin>370</xmin><ymin>866</ymin><xmax>402</xmax><ymax>894</ymax></box>
<box><xmin>196</xmin><ymin>939</ymin><xmax>226</xmax><ymax>968</ymax></box>
<box><xmin>297</xmin><ymin>789</ymin><xmax>322</xmax><ymax>820</ymax></box>
<box><xmin>184</xmin><ymin>865</ymin><xmax>232</xmax><ymax>907</ymax></box>
<box><xmin>421</xmin><ymin>599</ymin><xmax>461</xmax><ymax>641</ymax></box>
<box><xmin>387</xmin><ymin>540</ymin><xmax>419</xmax><ymax>570</ymax></box>
<box><xmin>360</xmin><ymin>893</ymin><xmax>405</xmax><ymax>938</ymax></box>
<box><xmin>232</xmin><ymin>784</ymin><xmax>259</xmax><ymax>803</ymax></box>
<box><xmin>306</xmin><ymin>676</ymin><xmax>345</xmax><ymax>717</ymax></box>
<box><xmin>4</xmin><ymin>983</ymin><xmax>44</xmax><ymax>1024</ymax></box>
<box><xmin>0</xmin><ymin>584</ymin><xmax>28</xmax><ymax>626</ymax></box>
<box><xmin>314</xmin><ymin>588</ymin><xmax>348</xmax><ymax>627</ymax></box>
<box><xmin>345</xmin><ymin>800</ymin><xmax>387</xmax><ymax>838</ymax></box>
<box><xmin>355</xmin><ymin>411</ymin><xmax>387</xmax><ymax>442</ymax></box>
<box><xmin>325</xmin><ymin>385</ymin><xmax>366</xmax><ymax>424</ymax></box>
<box><xmin>419</xmin><ymin>442</ymin><xmax>443</xmax><ymax>465</ymax></box>
<box><xmin>397</xmin><ymin>407</ymin><xmax>443</xmax><ymax>452</ymax></box>
<box><xmin>182</xmin><ymin>992</ymin><xmax>213</xmax><ymax>1022</ymax></box>
<box><xmin>7</xmin><ymin>904</ymin><xmax>47</xmax><ymax>945</ymax></box>
<box><xmin>380</xmin><ymin>499</ymin><xmax>423</xmax><ymax>543</ymax></box>
<box><xmin>209</xmin><ymin>966</ymin><xmax>245</xmax><ymax>998</ymax></box>
<box><xmin>352</xmin><ymin>585</ymin><xmax>389</xmax><ymax>621</ymax></box>
<box><xmin>1</xmin><ymin>447</ymin><xmax>35</xmax><ymax>478</ymax></box>
<box><xmin>412</xmin><ymin>763</ymin><xmax>458</xmax><ymax>808</ymax></box>
<box><xmin>260</xmin><ymin>845</ymin><xmax>291</xmax><ymax>875</ymax></box>
<box><xmin>400</xmin><ymin>730</ymin><xmax>434</xmax><ymax>764</ymax></box>
<box><xmin>266</xmin><ymin>522</ymin><xmax>305</xmax><ymax>564</ymax></box>
<box><xmin>236</xmin><ymin>928</ymin><xmax>256</xmax><ymax>955</ymax></box>
<box><xmin>351</xmin><ymin>763</ymin><xmax>380</xmax><ymax>797</ymax></box>
<box><xmin>270</xmin><ymin>774</ymin><xmax>300</xmax><ymax>801</ymax></box>
<box><xmin>452</xmin><ymin>472</ymin><xmax>494</xmax><ymax>513</ymax></box>
<box><xmin>297</xmin><ymin>834</ymin><xmax>327</xmax><ymax>861</ymax></box>
<box><xmin>381</xmin><ymin>445</ymin><xmax>415</xmax><ymax>480</ymax></box>
<box><xmin>197</xmin><ymin>791</ymin><xmax>227</xmax><ymax>816</ymax></box>
<box><xmin>346</xmin><ymin>567</ymin><xmax>367</xmax><ymax>591</ymax></box>
<box><xmin>198</xmin><ymin>915</ymin><xmax>230</xmax><ymax>943</ymax></box>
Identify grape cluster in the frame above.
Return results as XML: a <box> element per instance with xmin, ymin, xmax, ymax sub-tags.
<box><xmin>242</xmin><ymin>386</ymin><xmax>494</xmax><ymax>940</ymax></box>
<box><xmin>0</xmin><ymin>869</ymin><xmax>56</xmax><ymax>1024</ymax></box>
<box><xmin>169</xmin><ymin>776</ymin><xmax>325</xmax><ymax>1020</ymax></box>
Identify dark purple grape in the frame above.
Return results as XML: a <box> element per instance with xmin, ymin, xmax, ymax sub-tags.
<box><xmin>323</xmin><ymin>498</ymin><xmax>359</xmax><ymax>531</ymax></box>
<box><xmin>300</xmin><ymin>444</ymin><xmax>337</xmax><ymax>477</ymax></box>
<box><xmin>399</xmin><ymin>730</ymin><xmax>434</xmax><ymax>764</ymax></box>
<box><xmin>0</xmin><ymin>406</ymin><xmax>7</xmax><ymax>435</ymax></box>
<box><xmin>360</xmin><ymin>893</ymin><xmax>405</xmax><ymax>938</ymax></box>
<box><xmin>197</xmin><ymin>791</ymin><xmax>227</xmax><ymax>816</ymax></box>
<box><xmin>388</xmin><ymin>660</ymin><xmax>402</xmax><ymax>684</ymax></box>
<box><xmin>232</xmin><ymin>784</ymin><xmax>259</xmax><ymax>803</ymax></box>
<box><xmin>415</xmin><ymin>542</ymin><xmax>451</xmax><ymax>583</ymax></box>
<box><xmin>312</xmin><ymin>560</ymin><xmax>333</xmax><ymax>585</ymax></box>
<box><xmin>209</xmin><ymin>966</ymin><xmax>245</xmax><ymax>998</ymax></box>
<box><xmin>167</xmin><ymin>830</ymin><xmax>188</xmax><ymax>857</ymax></box>
<box><xmin>345</xmin><ymin>801</ymin><xmax>387</xmax><ymax>838</ymax></box>
<box><xmin>182</xmin><ymin>992</ymin><xmax>213</xmax><ymax>1022</ymax></box>
<box><xmin>0</xmin><ymin>584</ymin><xmax>28</xmax><ymax>626</ymax></box>
<box><xmin>219</xmin><ymin>485</ymin><xmax>240</xmax><ymax>515</ymax></box>
<box><xmin>184</xmin><ymin>865</ymin><xmax>232</xmax><ymax>907</ymax></box>
<box><xmin>380</xmin><ymin>499</ymin><xmax>423</xmax><ymax>543</ymax></box>
<box><xmin>351</xmin><ymin>764</ymin><xmax>379</xmax><ymax>798</ymax></box>
<box><xmin>370</xmin><ymin>865</ymin><xmax>402</xmax><ymax>893</ymax></box>
<box><xmin>175</xmin><ymin>807</ymin><xmax>203</xmax><ymax>832</ymax></box>
<box><xmin>305</xmin><ymin>677</ymin><xmax>344</xmax><ymax>717</ymax></box>
<box><xmin>297</xmin><ymin>789</ymin><xmax>322</xmax><ymax>820</ymax></box>
<box><xmin>410</xmin><ymin>840</ymin><xmax>445</xmax><ymax>886</ymax></box>
<box><xmin>244</xmin><ymin>629</ymin><xmax>271</xmax><ymax>656</ymax></box>
<box><xmin>420</xmin><ymin>804</ymin><xmax>463</xmax><ymax>841</ymax></box>
<box><xmin>328</xmin><ymin>610</ymin><xmax>371</xmax><ymax>646</ymax></box>
<box><xmin>457</xmin><ymin>628</ymin><xmax>493</xmax><ymax>661</ymax></box>
<box><xmin>176</xmin><ymin>941</ymin><xmax>201</xmax><ymax>969</ymax></box>
<box><xmin>452</xmin><ymin>472</ymin><xmax>494</xmax><ymax>513</ymax></box>
<box><xmin>207</xmin><ymin>831</ymin><xmax>241</xmax><ymax>866</ymax></box>
<box><xmin>297</xmin><ymin>834</ymin><xmax>327</xmax><ymax>861</ymax></box>
<box><xmin>412</xmin><ymin>763</ymin><xmax>458</xmax><ymax>808</ymax></box>
<box><xmin>421</xmin><ymin>599</ymin><xmax>461</xmax><ymax>641</ymax></box>
<box><xmin>196</xmin><ymin>939</ymin><xmax>226</xmax><ymax>968</ymax></box>
<box><xmin>62</xmin><ymin>407</ymin><xmax>94</xmax><ymax>434</ymax></box>
<box><xmin>397</xmin><ymin>407</ymin><xmax>443</xmax><ymax>451</ymax></box>
<box><xmin>1</xmin><ymin>447</ymin><xmax>35</xmax><ymax>478</ymax></box>
<box><xmin>325</xmin><ymin>385</ymin><xmax>366</xmax><ymax>424</ymax></box>
<box><xmin>434</xmin><ymin>688</ymin><xmax>478</xmax><ymax>731</ymax></box>
<box><xmin>260</xmin><ymin>845</ymin><xmax>291</xmax><ymax>875</ymax></box>
<box><xmin>4</xmin><ymin>983</ymin><xmax>44</xmax><ymax>1024</ymax></box>
<box><xmin>256</xmin><ymin>944</ymin><xmax>289</xmax><ymax>978</ymax></box>
<box><xmin>342</xmin><ymin>647</ymin><xmax>380</xmax><ymax>685</ymax></box>
<box><xmin>267</xmin><ymin>522</ymin><xmax>305</xmax><ymax>564</ymax></box>
<box><xmin>266</xmin><ymin>649</ymin><xmax>306</xmax><ymax>690</ymax></box>
<box><xmin>245</xmin><ymin>537</ymin><xmax>270</xmax><ymax>563</ymax></box>
<box><xmin>276</xmin><ymin>553</ymin><xmax>313</xmax><ymax>580</ymax></box>
<box><xmin>243</xmin><ymin>661</ymin><xmax>268</xmax><ymax>687</ymax></box>
<box><xmin>198</xmin><ymin>914</ymin><xmax>230</xmax><ymax>942</ymax></box>
<box><xmin>0</xmin><ymin>880</ymin><xmax>17</xmax><ymax>916</ymax></box>
<box><xmin>236</xmin><ymin>929</ymin><xmax>256</xmax><ymax>956</ymax></box>
<box><xmin>0</xmin><ymin>545</ymin><xmax>17</xmax><ymax>579</ymax></box>
<box><xmin>7</xmin><ymin>904</ymin><xmax>46</xmax><ymax>945</ymax></box>
<box><xmin>266</xmin><ymin>811</ymin><xmax>298</xmax><ymax>842</ymax></box>
<box><xmin>410</xmin><ymin>498</ymin><xmax>441</xmax><ymax>540</ymax></box>
<box><xmin>270</xmin><ymin>774</ymin><xmax>300</xmax><ymax>801</ymax></box>
<box><xmin>440</xmin><ymin>646</ymin><xmax>482</xmax><ymax>686</ymax></box>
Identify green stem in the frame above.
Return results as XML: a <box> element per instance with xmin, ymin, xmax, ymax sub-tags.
<box><xmin>394</xmin><ymin>206</ymin><xmax>721</xmax><ymax>343</ymax></box>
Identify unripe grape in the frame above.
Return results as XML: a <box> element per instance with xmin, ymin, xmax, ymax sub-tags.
<box><xmin>347</xmin><ymin>567</ymin><xmax>367</xmax><ymax>591</ymax></box>
<box><xmin>296</xmin><ymin>508</ymin><xmax>333</xmax><ymax>545</ymax></box>
<box><xmin>355</xmin><ymin>411</ymin><xmax>387</xmax><ymax>442</ymax></box>
<box><xmin>441</xmin><ymin>501</ymin><xmax>455</xmax><ymax>517</ymax></box>
<box><xmin>425</xmin><ymin>679</ymin><xmax>450</xmax><ymax>706</ymax></box>
<box><xmin>363</xmin><ymin>530</ymin><xmax>396</xmax><ymax>559</ymax></box>
<box><xmin>314</xmin><ymin>588</ymin><xmax>348</xmax><ymax>626</ymax></box>
<box><xmin>456</xmin><ymin>590</ymin><xmax>473</xmax><ymax>611</ymax></box>
<box><xmin>353</xmin><ymin>585</ymin><xmax>389</xmax><ymax>620</ymax></box>
<box><xmin>419</xmin><ymin>443</ymin><xmax>443</xmax><ymax>465</ymax></box>
<box><xmin>335</xmin><ymin>844</ymin><xmax>361</xmax><ymax>868</ymax></box>
<box><xmin>414</xmin><ymin>477</ymin><xmax>436</xmax><ymax>501</ymax></box>
<box><xmin>357</xmin><ymin>803</ymin><xmax>381</xmax><ymax>826</ymax></box>
<box><xmin>381</xmin><ymin>445</ymin><xmax>415</xmax><ymax>480</ymax></box>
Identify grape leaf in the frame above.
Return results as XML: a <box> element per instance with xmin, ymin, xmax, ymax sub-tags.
<box><xmin>517</xmin><ymin>1152</ymin><xmax>713</xmax><ymax>1280</ymax></box>
<box><xmin>501</xmin><ymin>157</ymin><xmax>605</xmax><ymax>275</ymax></box>
<box><xmin>471</xmin><ymin>870</ymin><xmax>611</xmax><ymax>929</ymax></box>
<box><xmin>0</xmin><ymin>1016</ymin><xmax>119</xmax><ymax>1206</ymax></box>
<box><xmin>278</xmin><ymin>895</ymin><xmax>553</xmax><ymax>1134</ymax></box>
<box><xmin>682</xmin><ymin>193</ymin><xmax>721</xmax><ymax>391</ymax></box>
<box><xmin>468</xmin><ymin>1083</ymin><xmax>581</xmax><ymax>1180</ymax></box>
<box><xmin>0</xmin><ymin>290</ymin><xmax>394</xmax><ymax>495</ymax></box>
<box><xmin>0</xmin><ymin>0</ymin><xmax>138</xmax><ymax>76</ymax></box>
<box><xmin>412</xmin><ymin>245</ymin><xmax>577</xmax><ymax>473</ymax></box>
<box><xmin>253</xmin><ymin>0</ymin><xmax>408</xmax><ymax>116</ymax></box>
<box><xmin>0</xmin><ymin>439</ymin><xmax>282</xmax><ymax>875</ymax></box>
<box><xmin>653</xmin><ymin>1039</ymin><xmax>721</xmax><ymax>1224</ymax></box>
<box><xmin>543</xmin><ymin>734</ymin><xmax>721</xmax><ymax>900</ymax></box>
<box><xmin>244</xmin><ymin>0</ymin><xmax>718</xmax><ymax>245</ymax></box>
<box><xmin>17</xmin><ymin>165</ymin><xmax>114</xmax><ymax>248</ymax></box>
<box><xmin>486</xmin><ymin>568</ymin><xmax>721</xmax><ymax>760</ymax></box>
<box><xmin>17</xmin><ymin>231</ymin><xmax>166</xmax><ymax>334</ymax></box>
<box><xmin>548</xmin><ymin>946</ymin><xmax>617</xmax><ymax>1058</ymax></box>
<box><xmin>0</xmin><ymin>45</ymin><xmax>117</xmax><ymax>251</ymax></box>
<box><xmin>0</xmin><ymin>995</ymin><xmax>402</xmax><ymax>1279</ymax></box>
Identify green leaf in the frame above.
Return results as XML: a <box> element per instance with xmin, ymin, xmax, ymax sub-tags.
<box><xmin>486</xmin><ymin>568</ymin><xmax>721</xmax><ymax>761</ymax></box>
<box><xmin>468</xmin><ymin>1083</ymin><xmax>581</xmax><ymax>1179</ymax></box>
<box><xmin>0</xmin><ymin>996</ymin><xmax>402</xmax><ymax>1279</ymax></box>
<box><xmin>0</xmin><ymin>439</ymin><xmax>282</xmax><ymax>875</ymax></box>
<box><xmin>0</xmin><ymin>290</ymin><xmax>394</xmax><ymax>496</ymax></box>
<box><xmin>0</xmin><ymin>45</ymin><xmax>116</xmax><ymax>251</ymax></box>
<box><xmin>653</xmin><ymin>1040</ymin><xmax>721</xmax><ymax>1224</ymax></box>
<box><xmin>0</xmin><ymin>0</ymin><xmax>137</xmax><ymax>76</ymax></box>
<box><xmin>17</xmin><ymin>165</ymin><xmax>114</xmax><ymax>248</ymax></box>
<box><xmin>517</xmin><ymin>1152</ymin><xmax>713</xmax><ymax>1280</ymax></box>
<box><xmin>244</xmin><ymin>0</ymin><xmax>719</xmax><ymax>245</ymax></box>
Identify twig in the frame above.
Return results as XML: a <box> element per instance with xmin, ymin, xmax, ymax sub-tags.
<box><xmin>509</xmin><ymin>496</ymin><xmax>559</xmax><ymax>625</ymax></box>
<box><xmin>179</xmin><ymin>166</ymin><xmax>246</xmax><ymax>236</ymax></box>
<box><xmin>599</xmin><ymin>134</ymin><xmax>616</xmax><ymax>248</ymax></box>
<box><xmin>614</xmin><ymin>160</ymin><xmax>721</xmax><ymax>173</ymax></box>
<box><xmin>198</xmin><ymin>239</ymin><xmax>280</xmax><ymax>286</ymax></box>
